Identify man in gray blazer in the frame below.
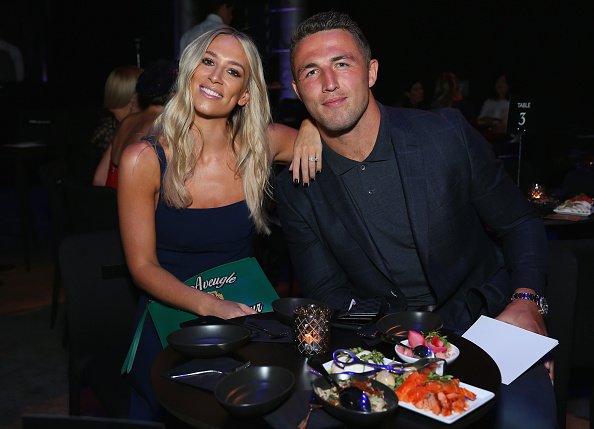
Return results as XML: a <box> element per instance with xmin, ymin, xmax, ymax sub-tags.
<box><xmin>275</xmin><ymin>11</ymin><xmax>555</xmax><ymax>429</ymax></box>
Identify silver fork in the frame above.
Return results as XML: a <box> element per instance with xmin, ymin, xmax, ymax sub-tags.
<box><xmin>244</xmin><ymin>321</ymin><xmax>288</xmax><ymax>339</ymax></box>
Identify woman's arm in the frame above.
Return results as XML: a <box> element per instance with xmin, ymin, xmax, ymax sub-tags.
<box><xmin>268</xmin><ymin>119</ymin><xmax>322</xmax><ymax>185</ymax></box>
<box><xmin>92</xmin><ymin>144</ymin><xmax>111</xmax><ymax>186</ymax></box>
<box><xmin>118</xmin><ymin>141</ymin><xmax>255</xmax><ymax>318</ymax></box>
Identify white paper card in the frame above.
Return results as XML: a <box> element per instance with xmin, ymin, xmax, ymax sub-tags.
<box><xmin>462</xmin><ymin>315</ymin><xmax>558</xmax><ymax>385</ymax></box>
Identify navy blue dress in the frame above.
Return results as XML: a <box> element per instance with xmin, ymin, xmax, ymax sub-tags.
<box><xmin>128</xmin><ymin>137</ymin><xmax>254</xmax><ymax>421</ymax></box>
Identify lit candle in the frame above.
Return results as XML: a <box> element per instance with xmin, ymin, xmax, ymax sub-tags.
<box><xmin>294</xmin><ymin>304</ymin><xmax>331</xmax><ymax>356</ymax></box>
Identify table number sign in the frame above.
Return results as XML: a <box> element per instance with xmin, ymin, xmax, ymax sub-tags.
<box><xmin>507</xmin><ymin>97</ymin><xmax>537</xmax><ymax>186</ymax></box>
<box><xmin>507</xmin><ymin>97</ymin><xmax>535</xmax><ymax>136</ymax></box>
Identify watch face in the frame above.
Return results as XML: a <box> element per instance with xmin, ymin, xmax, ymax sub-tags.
<box><xmin>539</xmin><ymin>296</ymin><xmax>549</xmax><ymax>315</ymax></box>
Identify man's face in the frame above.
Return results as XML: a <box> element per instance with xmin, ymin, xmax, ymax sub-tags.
<box><xmin>291</xmin><ymin>29</ymin><xmax>377</xmax><ymax>134</ymax></box>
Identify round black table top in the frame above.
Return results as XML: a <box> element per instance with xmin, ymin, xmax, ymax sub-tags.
<box><xmin>152</xmin><ymin>313</ymin><xmax>501</xmax><ymax>429</ymax></box>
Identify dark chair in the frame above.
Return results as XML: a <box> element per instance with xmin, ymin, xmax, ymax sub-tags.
<box><xmin>61</xmin><ymin>177</ymin><xmax>119</xmax><ymax>235</ymax></box>
<box><xmin>42</xmin><ymin>172</ymin><xmax>119</xmax><ymax>328</ymax></box>
<box><xmin>546</xmin><ymin>239</ymin><xmax>594</xmax><ymax>428</ymax></box>
<box><xmin>562</xmin><ymin>167</ymin><xmax>594</xmax><ymax>198</ymax></box>
<box><xmin>22</xmin><ymin>414</ymin><xmax>164</xmax><ymax>429</ymax></box>
<box><xmin>59</xmin><ymin>230</ymin><xmax>138</xmax><ymax>417</ymax></box>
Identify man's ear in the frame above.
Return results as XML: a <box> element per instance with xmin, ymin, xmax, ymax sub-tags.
<box><xmin>291</xmin><ymin>80</ymin><xmax>302</xmax><ymax>101</ymax></box>
<box><xmin>238</xmin><ymin>89</ymin><xmax>250</xmax><ymax>106</ymax></box>
<box><xmin>368</xmin><ymin>59</ymin><xmax>378</xmax><ymax>89</ymax></box>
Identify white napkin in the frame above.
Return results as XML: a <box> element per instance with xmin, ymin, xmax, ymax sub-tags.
<box><xmin>462</xmin><ymin>315</ymin><xmax>558</xmax><ymax>385</ymax></box>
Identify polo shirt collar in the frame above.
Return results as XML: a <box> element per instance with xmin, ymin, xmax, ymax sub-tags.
<box><xmin>324</xmin><ymin>102</ymin><xmax>391</xmax><ymax>175</ymax></box>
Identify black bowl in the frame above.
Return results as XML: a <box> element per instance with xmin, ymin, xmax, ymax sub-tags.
<box><xmin>312</xmin><ymin>373</ymin><xmax>398</xmax><ymax>426</ymax></box>
<box><xmin>166</xmin><ymin>325</ymin><xmax>251</xmax><ymax>357</ymax></box>
<box><xmin>272</xmin><ymin>297</ymin><xmax>327</xmax><ymax>326</ymax></box>
<box><xmin>214</xmin><ymin>366</ymin><xmax>295</xmax><ymax>418</ymax></box>
<box><xmin>375</xmin><ymin>311</ymin><xmax>443</xmax><ymax>341</ymax></box>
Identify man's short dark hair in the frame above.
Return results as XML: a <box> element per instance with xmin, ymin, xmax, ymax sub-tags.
<box><xmin>289</xmin><ymin>11</ymin><xmax>371</xmax><ymax>76</ymax></box>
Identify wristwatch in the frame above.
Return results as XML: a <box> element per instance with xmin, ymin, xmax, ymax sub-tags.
<box><xmin>511</xmin><ymin>292</ymin><xmax>549</xmax><ymax>316</ymax></box>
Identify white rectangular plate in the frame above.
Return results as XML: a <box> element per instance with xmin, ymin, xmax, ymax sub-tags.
<box><xmin>398</xmin><ymin>382</ymin><xmax>495</xmax><ymax>424</ymax></box>
<box><xmin>553</xmin><ymin>208</ymin><xmax>592</xmax><ymax>217</ymax></box>
<box><xmin>320</xmin><ymin>359</ymin><xmax>494</xmax><ymax>425</ymax></box>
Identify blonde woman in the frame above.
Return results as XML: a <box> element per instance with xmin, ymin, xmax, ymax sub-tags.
<box><xmin>118</xmin><ymin>28</ymin><xmax>320</xmax><ymax>420</ymax></box>
<box><xmin>90</xmin><ymin>66</ymin><xmax>142</xmax><ymax>156</ymax></box>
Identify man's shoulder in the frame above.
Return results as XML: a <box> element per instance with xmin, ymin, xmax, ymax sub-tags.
<box><xmin>274</xmin><ymin>167</ymin><xmax>296</xmax><ymax>194</ymax></box>
<box><xmin>384</xmin><ymin>105</ymin><xmax>463</xmax><ymax>126</ymax></box>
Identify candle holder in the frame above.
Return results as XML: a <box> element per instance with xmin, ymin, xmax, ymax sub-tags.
<box><xmin>528</xmin><ymin>183</ymin><xmax>546</xmax><ymax>201</ymax></box>
<box><xmin>293</xmin><ymin>304</ymin><xmax>331</xmax><ymax>356</ymax></box>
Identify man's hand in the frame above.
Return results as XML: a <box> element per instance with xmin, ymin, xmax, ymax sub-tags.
<box><xmin>496</xmin><ymin>298</ymin><xmax>546</xmax><ymax>335</ymax></box>
<box><xmin>496</xmin><ymin>288</ymin><xmax>554</xmax><ymax>383</ymax></box>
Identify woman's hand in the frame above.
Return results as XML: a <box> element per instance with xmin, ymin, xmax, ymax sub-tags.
<box><xmin>268</xmin><ymin>119</ymin><xmax>322</xmax><ymax>186</ymax></box>
<box><xmin>290</xmin><ymin>118</ymin><xmax>322</xmax><ymax>186</ymax></box>
<box><xmin>202</xmin><ymin>295</ymin><xmax>257</xmax><ymax>319</ymax></box>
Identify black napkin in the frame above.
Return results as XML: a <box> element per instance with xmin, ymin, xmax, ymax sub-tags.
<box><xmin>162</xmin><ymin>357</ymin><xmax>243</xmax><ymax>392</ymax></box>
<box><xmin>243</xmin><ymin>318</ymin><xmax>294</xmax><ymax>343</ymax></box>
<box><xmin>264</xmin><ymin>388</ymin><xmax>342</xmax><ymax>429</ymax></box>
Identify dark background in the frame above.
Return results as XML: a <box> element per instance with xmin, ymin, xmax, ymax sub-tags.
<box><xmin>1</xmin><ymin>0</ymin><xmax>593</xmax><ymax>187</ymax></box>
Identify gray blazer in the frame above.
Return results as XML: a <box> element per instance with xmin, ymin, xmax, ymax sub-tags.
<box><xmin>275</xmin><ymin>106</ymin><xmax>547</xmax><ymax>333</ymax></box>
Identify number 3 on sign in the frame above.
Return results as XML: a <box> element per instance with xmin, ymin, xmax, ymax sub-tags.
<box><xmin>518</xmin><ymin>111</ymin><xmax>526</xmax><ymax>126</ymax></box>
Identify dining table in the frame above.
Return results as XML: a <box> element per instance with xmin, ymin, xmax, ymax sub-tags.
<box><xmin>151</xmin><ymin>312</ymin><xmax>501</xmax><ymax>429</ymax></box>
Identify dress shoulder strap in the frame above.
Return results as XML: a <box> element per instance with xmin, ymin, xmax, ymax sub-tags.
<box><xmin>140</xmin><ymin>135</ymin><xmax>166</xmax><ymax>180</ymax></box>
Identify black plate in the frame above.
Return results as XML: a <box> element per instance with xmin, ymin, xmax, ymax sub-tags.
<box><xmin>214</xmin><ymin>366</ymin><xmax>295</xmax><ymax>418</ymax></box>
<box><xmin>312</xmin><ymin>372</ymin><xmax>398</xmax><ymax>426</ymax></box>
<box><xmin>375</xmin><ymin>311</ymin><xmax>443</xmax><ymax>341</ymax></box>
<box><xmin>166</xmin><ymin>325</ymin><xmax>251</xmax><ymax>357</ymax></box>
<box><xmin>271</xmin><ymin>297</ymin><xmax>327</xmax><ymax>326</ymax></box>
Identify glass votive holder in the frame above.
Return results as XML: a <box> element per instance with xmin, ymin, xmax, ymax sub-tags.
<box><xmin>293</xmin><ymin>304</ymin><xmax>332</xmax><ymax>356</ymax></box>
<box><xmin>528</xmin><ymin>183</ymin><xmax>546</xmax><ymax>200</ymax></box>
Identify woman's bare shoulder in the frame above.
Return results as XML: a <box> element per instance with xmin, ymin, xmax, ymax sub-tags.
<box><xmin>119</xmin><ymin>139</ymin><xmax>161</xmax><ymax>175</ymax></box>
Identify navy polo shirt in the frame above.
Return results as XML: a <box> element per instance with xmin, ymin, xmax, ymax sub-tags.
<box><xmin>323</xmin><ymin>105</ymin><xmax>435</xmax><ymax>307</ymax></box>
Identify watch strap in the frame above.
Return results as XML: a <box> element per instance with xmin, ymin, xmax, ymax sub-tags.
<box><xmin>510</xmin><ymin>292</ymin><xmax>547</xmax><ymax>315</ymax></box>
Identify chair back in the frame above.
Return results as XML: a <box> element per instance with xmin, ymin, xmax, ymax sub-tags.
<box><xmin>59</xmin><ymin>230</ymin><xmax>137</xmax><ymax>416</ymax></box>
<box><xmin>61</xmin><ymin>177</ymin><xmax>119</xmax><ymax>235</ymax></box>
<box><xmin>22</xmin><ymin>414</ymin><xmax>164</xmax><ymax>429</ymax></box>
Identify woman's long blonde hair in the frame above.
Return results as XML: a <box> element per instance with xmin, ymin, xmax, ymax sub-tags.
<box><xmin>155</xmin><ymin>28</ymin><xmax>272</xmax><ymax>234</ymax></box>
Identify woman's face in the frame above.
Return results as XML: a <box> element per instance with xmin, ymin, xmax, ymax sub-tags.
<box><xmin>495</xmin><ymin>75</ymin><xmax>509</xmax><ymax>98</ymax></box>
<box><xmin>406</xmin><ymin>81</ymin><xmax>425</xmax><ymax>106</ymax></box>
<box><xmin>190</xmin><ymin>34</ymin><xmax>251</xmax><ymax>120</ymax></box>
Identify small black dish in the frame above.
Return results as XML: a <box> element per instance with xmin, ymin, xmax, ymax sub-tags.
<box><xmin>214</xmin><ymin>366</ymin><xmax>295</xmax><ymax>418</ymax></box>
<box><xmin>272</xmin><ymin>297</ymin><xmax>326</xmax><ymax>326</ymax></box>
<box><xmin>166</xmin><ymin>325</ymin><xmax>251</xmax><ymax>358</ymax></box>
<box><xmin>375</xmin><ymin>311</ymin><xmax>443</xmax><ymax>341</ymax></box>
<box><xmin>312</xmin><ymin>372</ymin><xmax>398</xmax><ymax>426</ymax></box>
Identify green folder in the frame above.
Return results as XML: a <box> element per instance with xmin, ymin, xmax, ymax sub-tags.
<box><xmin>122</xmin><ymin>257</ymin><xmax>278</xmax><ymax>374</ymax></box>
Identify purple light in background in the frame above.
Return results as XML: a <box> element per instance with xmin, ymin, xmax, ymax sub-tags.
<box><xmin>270</xmin><ymin>2</ymin><xmax>304</xmax><ymax>100</ymax></box>
<box><xmin>40</xmin><ymin>44</ymin><xmax>48</xmax><ymax>83</ymax></box>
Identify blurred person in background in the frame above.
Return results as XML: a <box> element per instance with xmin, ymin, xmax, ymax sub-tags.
<box><xmin>430</xmin><ymin>71</ymin><xmax>475</xmax><ymax>122</ymax></box>
<box><xmin>477</xmin><ymin>72</ymin><xmax>511</xmax><ymax>135</ymax></box>
<box><xmin>89</xmin><ymin>66</ymin><xmax>143</xmax><ymax>164</ymax></box>
<box><xmin>399</xmin><ymin>78</ymin><xmax>426</xmax><ymax>109</ymax></box>
<box><xmin>0</xmin><ymin>32</ymin><xmax>24</xmax><ymax>82</ymax></box>
<box><xmin>179</xmin><ymin>0</ymin><xmax>234</xmax><ymax>54</ymax></box>
<box><xmin>93</xmin><ymin>61</ymin><xmax>178</xmax><ymax>188</ymax></box>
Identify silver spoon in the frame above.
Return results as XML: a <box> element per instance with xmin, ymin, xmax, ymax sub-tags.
<box><xmin>309</xmin><ymin>357</ymin><xmax>371</xmax><ymax>412</ymax></box>
<box><xmin>169</xmin><ymin>360</ymin><xmax>251</xmax><ymax>379</ymax></box>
